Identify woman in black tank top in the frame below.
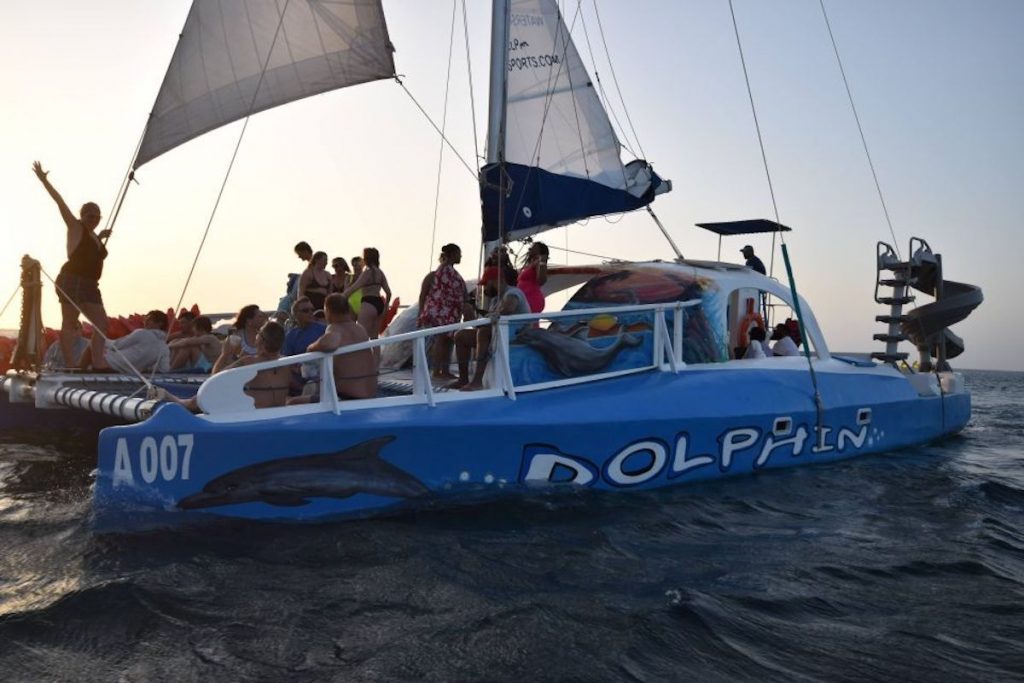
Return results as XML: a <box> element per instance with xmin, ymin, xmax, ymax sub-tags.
<box><xmin>33</xmin><ymin>161</ymin><xmax>112</xmax><ymax>370</ymax></box>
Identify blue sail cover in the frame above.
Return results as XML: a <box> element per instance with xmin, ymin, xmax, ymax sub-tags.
<box><xmin>481</xmin><ymin>0</ymin><xmax>669</xmax><ymax>244</ymax></box>
<box><xmin>482</xmin><ymin>160</ymin><xmax>667</xmax><ymax>242</ymax></box>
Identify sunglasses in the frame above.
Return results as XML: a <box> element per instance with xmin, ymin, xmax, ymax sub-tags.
<box><xmin>297</xmin><ymin>306</ymin><xmax>314</xmax><ymax>313</ymax></box>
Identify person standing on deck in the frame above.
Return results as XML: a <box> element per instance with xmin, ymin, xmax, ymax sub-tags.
<box><xmin>417</xmin><ymin>243</ymin><xmax>467</xmax><ymax>380</ymax></box>
<box><xmin>741</xmin><ymin>245</ymin><xmax>766</xmax><ymax>275</ymax></box>
<box><xmin>32</xmin><ymin>161</ymin><xmax>111</xmax><ymax>370</ymax></box>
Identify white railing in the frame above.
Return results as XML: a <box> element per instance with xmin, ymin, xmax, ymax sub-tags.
<box><xmin>194</xmin><ymin>299</ymin><xmax>702</xmax><ymax>422</ymax></box>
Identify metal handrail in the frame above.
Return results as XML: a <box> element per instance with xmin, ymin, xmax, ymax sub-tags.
<box><xmin>195</xmin><ymin>299</ymin><xmax>703</xmax><ymax>418</ymax></box>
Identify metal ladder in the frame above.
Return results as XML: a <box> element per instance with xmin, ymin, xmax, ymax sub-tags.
<box><xmin>871</xmin><ymin>241</ymin><xmax>917</xmax><ymax>364</ymax></box>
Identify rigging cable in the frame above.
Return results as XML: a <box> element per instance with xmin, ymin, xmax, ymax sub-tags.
<box><xmin>591</xmin><ymin>0</ymin><xmax>646</xmax><ymax>160</ymax></box>
<box><xmin>38</xmin><ymin>266</ymin><xmax>155</xmax><ymax>391</ymax></box>
<box><xmin>99</xmin><ymin>127</ymin><xmax>147</xmax><ymax>247</ymax></box>
<box><xmin>459</xmin><ymin>0</ymin><xmax>485</xmax><ymax>277</ymax></box>
<box><xmin>506</xmin><ymin>0</ymin><xmax>586</xmax><ymax>235</ymax></box>
<box><xmin>819</xmin><ymin>0</ymin><xmax>901</xmax><ymax>259</ymax></box>
<box><xmin>579</xmin><ymin>13</ymin><xmax>638</xmax><ymax>158</ymax></box>
<box><xmin>461</xmin><ymin>0</ymin><xmax>481</xmax><ymax>164</ymax></box>
<box><xmin>172</xmin><ymin>0</ymin><xmax>294</xmax><ymax>315</ymax></box>
<box><xmin>729</xmin><ymin>0</ymin><xmax>825</xmax><ymax>445</ymax></box>
<box><xmin>0</xmin><ymin>282</ymin><xmax>20</xmax><ymax>319</ymax></box>
<box><xmin>728</xmin><ymin>0</ymin><xmax>781</xmax><ymax>279</ymax></box>
<box><xmin>397</xmin><ymin>80</ymin><xmax>478</xmax><ymax>179</ymax></box>
<box><xmin>428</xmin><ymin>0</ymin><xmax>460</xmax><ymax>270</ymax></box>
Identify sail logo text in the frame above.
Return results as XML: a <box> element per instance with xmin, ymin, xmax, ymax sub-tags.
<box><xmin>520</xmin><ymin>419</ymin><xmax>870</xmax><ymax>488</ymax></box>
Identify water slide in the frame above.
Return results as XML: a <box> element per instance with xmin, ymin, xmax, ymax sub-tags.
<box><xmin>901</xmin><ymin>262</ymin><xmax>983</xmax><ymax>359</ymax></box>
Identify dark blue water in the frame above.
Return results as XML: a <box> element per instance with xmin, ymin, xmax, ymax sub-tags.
<box><xmin>1</xmin><ymin>370</ymin><xmax>1022</xmax><ymax>681</ymax></box>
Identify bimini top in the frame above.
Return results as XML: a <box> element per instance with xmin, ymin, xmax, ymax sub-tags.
<box><xmin>695</xmin><ymin>219</ymin><xmax>793</xmax><ymax>236</ymax></box>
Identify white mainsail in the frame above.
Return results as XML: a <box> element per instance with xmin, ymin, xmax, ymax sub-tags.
<box><xmin>481</xmin><ymin>0</ymin><xmax>668</xmax><ymax>243</ymax></box>
<box><xmin>135</xmin><ymin>0</ymin><xmax>395</xmax><ymax>169</ymax></box>
<box><xmin>502</xmin><ymin>0</ymin><xmax>622</xmax><ymax>189</ymax></box>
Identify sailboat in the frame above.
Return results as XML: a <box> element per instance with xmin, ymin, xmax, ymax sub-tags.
<box><xmin>4</xmin><ymin>0</ymin><xmax>982</xmax><ymax>528</ymax></box>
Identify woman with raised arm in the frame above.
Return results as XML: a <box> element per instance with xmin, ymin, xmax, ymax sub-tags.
<box><xmin>518</xmin><ymin>241</ymin><xmax>549</xmax><ymax>313</ymax></box>
<box><xmin>32</xmin><ymin>161</ymin><xmax>112</xmax><ymax>370</ymax></box>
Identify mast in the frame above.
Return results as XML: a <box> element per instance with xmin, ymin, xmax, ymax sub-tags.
<box><xmin>485</xmin><ymin>0</ymin><xmax>511</xmax><ymax>246</ymax></box>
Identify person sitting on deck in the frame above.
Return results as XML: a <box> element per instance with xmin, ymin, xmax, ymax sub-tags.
<box><xmin>290</xmin><ymin>293</ymin><xmax>377</xmax><ymax>402</ymax></box>
<box><xmin>742</xmin><ymin>326</ymin><xmax>768</xmax><ymax>359</ymax></box>
<box><xmin>80</xmin><ymin>309</ymin><xmax>170</xmax><ymax>374</ymax></box>
<box><xmin>166</xmin><ymin>311</ymin><xmax>195</xmax><ymax>343</ymax></box>
<box><xmin>216</xmin><ymin>305</ymin><xmax>266</xmax><ymax>368</ymax></box>
<box><xmin>771</xmin><ymin>323</ymin><xmax>800</xmax><ymax>357</ymax></box>
<box><xmin>168</xmin><ymin>315</ymin><xmax>221</xmax><ymax>372</ymax></box>
<box><xmin>157</xmin><ymin>321</ymin><xmax>290</xmax><ymax>412</ymax></box>
<box><xmin>452</xmin><ymin>266</ymin><xmax>530</xmax><ymax>391</ymax></box>
<box><xmin>41</xmin><ymin>320</ymin><xmax>88</xmax><ymax>369</ymax></box>
<box><xmin>283</xmin><ymin>296</ymin><xmax>326</xmax><ymax>395</ymax></box>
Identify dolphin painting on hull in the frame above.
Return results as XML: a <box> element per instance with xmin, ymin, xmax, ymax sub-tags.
<box><xmin>177</xmin><ymin>436</ymin><xmax>428</xmax><ymax>510</ymax></box>
<box><xmin>514</xmin><ymin>327</ymin><xmax>643</xmax><ymax>377</ymax></box>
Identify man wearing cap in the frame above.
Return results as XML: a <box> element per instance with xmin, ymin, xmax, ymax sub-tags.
<box><xmin>741</xmin><ymin>245</ymin><xmax>766</xmax><ymax>275</ymax></box>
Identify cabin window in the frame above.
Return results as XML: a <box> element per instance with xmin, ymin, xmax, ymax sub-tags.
<box><xmin>728</xmin><ymin>289</ymin><xmax>814</xmax><ymax>360</ymax></box>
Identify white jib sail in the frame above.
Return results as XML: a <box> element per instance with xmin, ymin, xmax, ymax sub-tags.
<box><xmin>135</xmin><ymin>0</ymin><xmax>395</xmax><ymax>169</ymax></box>
<box><xmin>503</xmin><ymin>0</ymin><xmax>625</xmax><ymax>190</ymax></box>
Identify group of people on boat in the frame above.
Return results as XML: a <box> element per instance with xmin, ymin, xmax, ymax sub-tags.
<box><xmin>739</xmin><ymin>322</ymin><xmax>802</xmax><ymax>360</ymax></box>
<box><xmin>415</xmin><ymin>240</ymin><xmax>549</xmax><ymax>390</ymax></box>
<box><xmin>290</xmin><ymin>241</ymin><xmax>393</xmax><ymax>344</ymax></box>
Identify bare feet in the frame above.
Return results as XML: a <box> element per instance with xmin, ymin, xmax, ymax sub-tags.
<box><xmin>432</xmin><ymin>371</ymin><xmax>457</xmax><ymax>381</ymax></box>
<box><xmin>459</xmin><ymin>381</ymin><xmax>483</xmax><ymax>392</ymax></box>
<box><xmin>446</xmin><ymin>378</ymin><xmax>469</xmax><ymax>389</ymax></box>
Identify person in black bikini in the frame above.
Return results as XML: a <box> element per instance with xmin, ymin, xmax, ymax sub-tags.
<box><xmin>299</xmin><ymin>251</ymin><xmax>331</xmax><ymax>311</ymax></box>
<box><xmin>32</xmin><ymin>161</ymin><xmax>111</xmax><ymax>370</ymax></box>
<box><xmin>341</xmin><ymin>247</ymin><xmax>391</xmax><ymax>344</ymax></box>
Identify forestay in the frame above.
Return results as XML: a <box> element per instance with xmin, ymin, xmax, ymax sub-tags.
<box><xmin>136</xmin><ymin>0</ymin><xmax>395</xmax><ymax>168</ymax></box>
<box><xmin>481</xmin><ymin>0</ymin><xmax>668</xmax><ymax>243</ymax></box>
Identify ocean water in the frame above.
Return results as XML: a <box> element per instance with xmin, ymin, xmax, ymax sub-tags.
<box><xmin>0</xmin><ymin>370</ymin><xmax>1021</xmax><ymax>682</ymax></box>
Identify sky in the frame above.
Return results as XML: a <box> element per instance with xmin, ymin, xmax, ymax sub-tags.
<box><xmin>1</xmin><ymin>0</ymin><xmax>1020</xmax><ymax>370</ymax></box>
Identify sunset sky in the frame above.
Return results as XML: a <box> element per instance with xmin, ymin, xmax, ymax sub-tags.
<box><xmin>1</xmin><ymin>1</ymin><xmax>1019</xmax><ymax>369</ymax></box>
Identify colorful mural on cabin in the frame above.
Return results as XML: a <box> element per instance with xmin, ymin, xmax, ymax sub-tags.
<box><xmin>509</xmin><ymin>265</ymin><xmax>727</xmax><ymax>385</ymax></box>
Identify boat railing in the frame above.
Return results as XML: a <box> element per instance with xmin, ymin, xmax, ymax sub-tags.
<box><xmin>194</xmin><ymin>299</ymin><xmax>703</xmax><ymax>422</ymax></box>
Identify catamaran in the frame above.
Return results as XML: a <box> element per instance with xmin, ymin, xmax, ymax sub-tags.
<box><xmin>2</xmin><ymin>0</ymin><xmax>981</xmax><ymax>529</ymax></box>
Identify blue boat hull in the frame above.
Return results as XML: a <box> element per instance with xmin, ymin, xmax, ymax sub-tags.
<box><xmin>93</xmin><ymin>368</ymin><xmax>969</xmax><ymax>529</ymax></box>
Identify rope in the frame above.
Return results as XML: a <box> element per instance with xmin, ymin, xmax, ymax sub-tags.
<box><xmin>461</xmin><ymin>0</ymin><xmax>481</xmax><ymax>164</ymax></box>
<box><xmin>0</xmin><ymin>282</ymin><xmax>20</xmax><ymax>319</ymax></box>
<box><xmin>819</xmin><ymin>0</ymin><xmax>901</xmax><ymax>259</ymax></box>
<box><xmin>397</xmin><ymin>79</ymin><xmax>478</xmax><ymax>179</ymax></box>
<box><xmin>728</xmin><ymin>0</ymin><xmax>781</xmax><ymax>279</ymax></box>
<box><xmin>730</xmin><ymin>2</ymin><xmax>825</xmax><ymax>438</ymax></box>
<box><xmin>172</xmin><ymin>0</ymin><xmax>294</xmax><ymax>314</ymax></box>
<box><xmin>100</xmin><ymin>125</ymin><xmax>148</xmax><ymax>247</ymax></box>
<box><xmin>579</xmin><ymin>8</ymin><xmax>638</xmax><ymax>158</ymax></box>
<box><xmin>546</xmin><ymin>244</ymin><xmax>615</xmax><ymax>261</ymax></box>
<box><xmin>429</xmin><ymin>0</ymin><xmax>459</xmax><ymax>270</ymax></box>
<box><xmin>591</xmin><ymin>0</ymin><xmax>646</xmax><ymax>160</ymax></box>
<box><xmin>39</xmin><ymin>266</ymin><xmax>154</xmax><ymax>389</ymax></box>
<box><xmin>781</xmin><ymin>244</ymin><xmax>825</xmax><ymax>446</ymax></box>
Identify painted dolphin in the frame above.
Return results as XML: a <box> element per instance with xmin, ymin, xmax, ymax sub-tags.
<box><xmin>177</xmin><ymin>436</ymin><xmax>428</xmax><ymax>510</ymax></box>
<box><xmin>514</xmin><ymin>326</ymin><xmax>643</xmax><ymax>377</ymax></box>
